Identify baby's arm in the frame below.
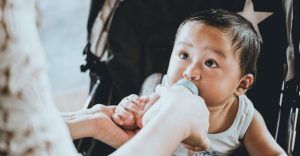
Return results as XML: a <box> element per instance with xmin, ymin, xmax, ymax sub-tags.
<box><xmin>112</xmin><ymin>94</ymin><xmax>148</xmax><ymax>130</ymax></box>
<box><xmin>244</xmin><ymin>110</ymin><xmax>287</xmax><ymax>156</ymax></box>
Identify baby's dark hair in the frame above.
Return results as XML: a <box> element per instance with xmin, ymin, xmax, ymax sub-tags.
<box><xmin>176</xmin><ymin>9</ymin><xmax>261</xmax><ymax>80</ymax></box>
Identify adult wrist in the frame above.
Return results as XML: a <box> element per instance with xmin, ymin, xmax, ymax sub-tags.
<box><xmin>64</xmin><ymin>112</ymin><xmax>96</xmax><ymax>140</ymax></box>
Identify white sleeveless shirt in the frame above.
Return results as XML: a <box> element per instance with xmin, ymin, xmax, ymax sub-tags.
<box><xmin>173</xmin><ymin>94</ymin><xmax>255</xmax><ymax>156</ymax></box>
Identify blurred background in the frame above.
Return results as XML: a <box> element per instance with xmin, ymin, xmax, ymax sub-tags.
<box><xmin>39</xmin><ymin>0</ymin><xmax>91</xmax><ymax>112</ymax></box>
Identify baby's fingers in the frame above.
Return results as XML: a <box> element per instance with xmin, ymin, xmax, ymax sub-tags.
<box><xmin>116</xmin><ymin>106</ymin><xmax>134</xmax><ymax>120</ymax></box>
<box><xmin>121</xmin><ymin>101</ymin><xmax>140</xmax><ymax>113</ymax></box>
<box><xmin>112</xmin><ymin>113</ymin><xmax>124</xmax><ymax>125</ymax></box>
<box><xmin>121</xmin><ymin>94</ymin><xmax>148</xmax><ymax>113</ymax></box>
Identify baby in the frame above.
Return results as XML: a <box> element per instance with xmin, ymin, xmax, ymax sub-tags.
<box><xmin>112</xmin><ymin>9</ymin><xmax>286</xmax><ymax>156</ymax></box>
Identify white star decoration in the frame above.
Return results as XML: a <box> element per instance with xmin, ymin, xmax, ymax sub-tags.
<box><xmin>237</xmin><ymin>0</ymin><xmax>273</xmax><ymax>43</ymax></box>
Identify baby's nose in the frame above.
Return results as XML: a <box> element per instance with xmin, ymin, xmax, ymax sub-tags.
<box><xmin>183</xmin><ymin>64</ymin><xmax>201</xmax><ymax>81</ymax></box>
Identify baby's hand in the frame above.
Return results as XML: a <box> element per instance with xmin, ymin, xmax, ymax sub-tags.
<box><xmin>112</xmin><ymin>94</ymin><xmax>148</xmax><ymax>130</ymax></box>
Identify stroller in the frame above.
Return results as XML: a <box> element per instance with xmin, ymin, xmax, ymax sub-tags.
<box><xmin>77</xmin><ymin>0</ymin><xmax>300</xmax><ymax>155</ymax></box>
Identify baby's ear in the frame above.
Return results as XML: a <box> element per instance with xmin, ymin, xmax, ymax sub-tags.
<box><xmin>235</xmin><ymin>74</ymin><xmax>254</xmax><ymax>96</ymax></box>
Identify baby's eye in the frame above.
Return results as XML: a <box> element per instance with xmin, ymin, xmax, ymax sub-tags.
<box><xmin>205</xmin><ymin>59</ymin><xmax>218</xmax><ymax>68</ymax></box>
<box><xmin>179</xmin><ymin>52</ymin><xmax>190</xmax><ymax>60</ymax></box>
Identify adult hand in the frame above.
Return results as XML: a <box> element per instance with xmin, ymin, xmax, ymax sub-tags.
<box><xmin>112</xmin><ymin>85</ymin><xmax>210</xmax><ymax>156</ymax></box>
<box><xmin>64</xmin><ymin>104</ymin><xmax>134</xmax><ymax>148</ymax></box>
<box><xmin>143</xmin><ymin>85</ymin><xmax>210</xmax><ymax>150</ymax></box>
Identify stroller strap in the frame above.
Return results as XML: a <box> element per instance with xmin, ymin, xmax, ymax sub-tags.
<box><xmin>89</xmin><ymin>0</ymin><xmax>122</xmax><ymax>60</ymax></box>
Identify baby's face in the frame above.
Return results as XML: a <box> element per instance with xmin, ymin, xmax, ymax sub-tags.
<box><xmin>166</xmin><ymin>22</ymin><xmax>242</xmax><ymax>107</ymax></box>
